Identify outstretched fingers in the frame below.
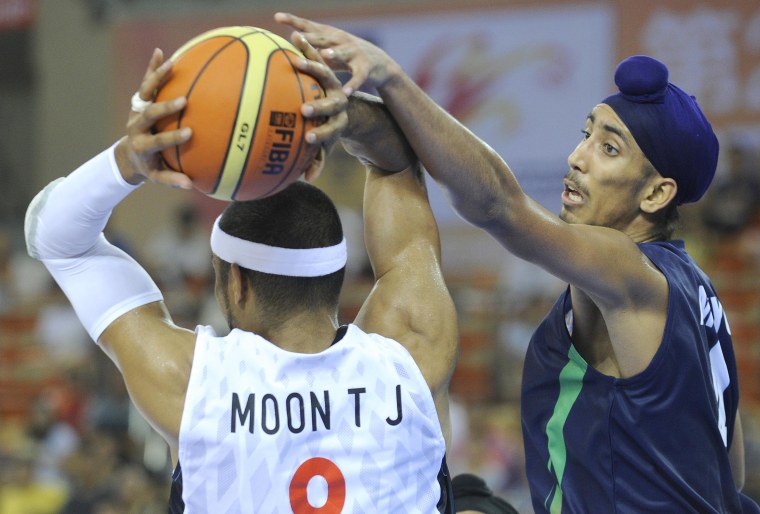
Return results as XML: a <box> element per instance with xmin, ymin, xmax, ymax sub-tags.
<box><xmin>132</xmin><ymin>49</ymin><xmax>173</xmax><ymax>111</ymax></box>
<box><xmin>289</xmin><ymin>31</ymin><xmax>349</xmax><ymax>150</ymax></box>
<box><xmin>318</xmin><ymin>46</ymin><xmax>368</xmax><ymax>96</ymax></box>
<box><xmin>291</xmin><ymin>31</ymin><xmax>325</xmax><ymax>65</ymax></box>
<box><xmin>292</xmin><ymin>34</ymin><xmax>344</xmax><ymax>98</ymax></box>
<box><xmin>275</xmin><ymin>12</ymin><xmax>342</xmax><ymax>46</ymax></box>
<box><xmin>291</xmin><ymin>30</ymin><xmax>361</xmax><ymax>96</ymax></box>
<box><xmin>276</xmin><ymin>12</ymin><xmax>396</xmax><ymax>95</ymax></box>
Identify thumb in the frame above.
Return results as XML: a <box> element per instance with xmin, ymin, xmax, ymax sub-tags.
<box><xmin>302</xmin><ymin>147</ymin><xmax>326</xmax><ymax>183</ymax></box>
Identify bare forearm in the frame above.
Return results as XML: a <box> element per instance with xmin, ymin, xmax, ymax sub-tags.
<box><xmin>377</xmin><ymin>71</ymin><xmax>525</xmax><ymax>228</ymax></box>
<box><xmin>341</xmin><ymin>91</ymin><xmax>416</xmax><ymax>173</ymax></box>
<box><xmin>363</xmin><ymin>164</ymin><xmax>440</xmax><ymax>276</ymax></box>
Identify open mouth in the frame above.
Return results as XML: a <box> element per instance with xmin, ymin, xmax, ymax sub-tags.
<box><xmin>563</xmin><ymin>179</ymin><xmax>584</xmax><ymax>203</ymax></box>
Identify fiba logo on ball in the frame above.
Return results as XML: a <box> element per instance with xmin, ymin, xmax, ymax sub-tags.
<box><xmin>154</xmin><ymin>26</ymin><xmax>325</xmax><ymax>201</ymax></box>
<box><xmin>262</xmin><ymin>110</ymin><xmax>299</xmax><ymax>176</ymax></box>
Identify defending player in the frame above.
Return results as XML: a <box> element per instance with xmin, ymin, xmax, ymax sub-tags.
<box><xmin>275</xmin><ymin>13</ymin><xmax>759</xmax><ymax>513</ymax></box>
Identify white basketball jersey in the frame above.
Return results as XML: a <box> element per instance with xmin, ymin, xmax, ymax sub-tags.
<box><xmin>176</xmin><ymin>323</ymin><xmax>447</xmax><ymax>513</ymax></box>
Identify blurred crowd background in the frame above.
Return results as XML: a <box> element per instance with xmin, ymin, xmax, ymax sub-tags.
<box><xmin>1</xmin><ymin>1</ymin><xmax>759</xmax><ymax>513</ymax></box>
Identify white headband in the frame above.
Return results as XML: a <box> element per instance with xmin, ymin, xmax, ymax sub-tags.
<box><xmin>210</xmin><ymin>216</ymin><xmax>347</xmax><ymax>277</ymax></box>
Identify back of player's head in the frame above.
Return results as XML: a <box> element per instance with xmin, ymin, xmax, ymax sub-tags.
<box><xmin>214</xmin><ymin>181</ymin><xmax>346</xmax><ymax>319</ymax></box>
<box><xmin>219</xmin><ymin>181</ymin><xmax>343</xmax><ymax>251</ymax></box>
<box><xmin>603</xmin><ymin>55</ymin><xmax>719</xmax><ymax>205</ymax></box>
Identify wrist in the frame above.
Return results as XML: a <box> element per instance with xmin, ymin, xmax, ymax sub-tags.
<box><xmin>114</xmin><ymin>137</ymin><xmax>148</xmax><ymax>186</ymax></box>
<box><xmin>378</xmin><ymin>61</ymin><xmax>406</xmax><ymax>92</ymax></box>
<box><xmin>341</xmin><ymin>93</ymin><xmax>414</xmax><ymax>173</ymax></box>
<box><xmin>345</xmin><ymin>92</ymin><xmax>383</xmax><ymax>139</ymax></box>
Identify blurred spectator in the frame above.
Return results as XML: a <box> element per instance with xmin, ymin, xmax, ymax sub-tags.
<box><xmin>0</xmin><ymin>226</ymin><xmax>51</xmax><ymax>314</ymax></box>
<box><xmin>145</xmin><ymin>203</ymin><xmax>211</xmax><ymax>285</ymax></box>
<box><xmin>57</xmin><ymin>430</ymin><xmax>124</xmax><ymax>514</ymax></box>
<box><xmin>86</xmin><ymin>352</ymin><xmax>131</xmax><ymax>435</ymax></box>
<box><xmin>145</xmin><ymin>203</ymin><xmax>211</xmax><ymax>325</ymax></box>
<box><xmin>0</xmin><ymin>418</ymin><xmax>68</xmax><ymax>514</ymax></box>
<box><xmin>25</xmin><ymin>394</ymin><xmax>79</xmax><ymax>488</ymax></box>
<box><xmin>461</xmin><ymin>404</ymin><xmax>527</xmax><ymax>498</ymax></box>
<box><xmin>34</xmin><ymin>284</ymin><xmax>91</xmax><ymax>366</ymax></box>
<box><xmin>109</xmin><ymin>463</ymin><xmax>168</xmax><ymax>513</ymax></box>
<box><xmin>0</xmin><ymin>450</ymin><xmax>68</xmax><ymax>514</ymax></box>
<box><xmin>700</xmin><ymin>141</ymin><xmax>760</xmax><ymax>235</ymax></box>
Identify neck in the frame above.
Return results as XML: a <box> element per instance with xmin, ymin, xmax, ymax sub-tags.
<box><xmin>242</xmin><ymin>310</ymin><xmax>340</xmax><ymax>353</ymax></box>
<box><xmin>621</xmin><ymin>216</ymin><xmax>666</xmax><ymax>244</ymax></box>
<box><xmin>626</xmin><ymin>225</ymin><xmax>666</xmax><ymax>244</ymax></box>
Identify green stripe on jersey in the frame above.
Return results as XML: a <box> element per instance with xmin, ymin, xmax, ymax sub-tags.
<box><xmin>544</xmin><ymin>345</ymin><xmax>587</xmax><ymax>513</ymax></box>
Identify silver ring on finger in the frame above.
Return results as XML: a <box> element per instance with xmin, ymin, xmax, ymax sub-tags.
<box><xmin>131</xmin><ymin>92</ymin><xmax>152</xmax><ymax>113</ymax></box>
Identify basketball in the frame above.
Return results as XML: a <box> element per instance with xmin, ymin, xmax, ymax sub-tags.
<box><xmin>153</xmin><ymin>26</ymin><xmax>325</xmax><ymax>201</ymax></box>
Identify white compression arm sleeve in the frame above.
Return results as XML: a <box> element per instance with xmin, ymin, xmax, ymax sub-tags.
<box><xmin>25</xmin><ymin>143</ymin><xmax>163</xmax><ymax>342</ymax></box>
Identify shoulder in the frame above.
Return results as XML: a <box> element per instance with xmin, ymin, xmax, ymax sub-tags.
<box><xmin>639</xmin><ymin>240</ymin><xmax>711</xmax><ymax>291</ymax></box>
<box><xmin>639</xmin><ymin>240</ymin><xmax>691</xmax><ymax>267</ymax></box>
<box><xmin>342</xmin><ymin>324</ymin><xmax>412</xmax><ymax>358</ymax></box>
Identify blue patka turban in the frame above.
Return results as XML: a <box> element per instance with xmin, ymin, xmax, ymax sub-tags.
<box><xmin>603</xmin><ymin>55</ymin><xmax>719</xmax><ymax>205</ymax></box>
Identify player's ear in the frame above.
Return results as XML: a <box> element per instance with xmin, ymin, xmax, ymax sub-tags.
<box><xmin>302</xmin><ymin>146</ymin><xmax>326</xmax><ymax>183</ymax></box>
<box><xmin>230</xmin><ymin>263</ymin><xmax>249</xmax><ymax>307</ymax></box>
<box><xmin>641</xmin><ymin>176</ymin><xmax>677</xmax><ymax>214</ymax></box>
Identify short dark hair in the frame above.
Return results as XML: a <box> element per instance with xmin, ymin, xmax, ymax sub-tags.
<box><xmin>653</xmin><ymin>200</ymin><xmax>680</xmax><ymax>240</ymax></box>
<box><xmin>216</xmin><ymin>182</ymin><xmax>345</xmax><ymax>321</ymax></box>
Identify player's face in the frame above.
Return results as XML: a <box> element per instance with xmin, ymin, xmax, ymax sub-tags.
<box><xmin>560</xmin><ymin>104</ymin><xmax>654</xmax><ymax>230</ymax></box>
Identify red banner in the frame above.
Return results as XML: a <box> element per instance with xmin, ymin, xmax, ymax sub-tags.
<box><xmin>615</xmin><ymin>0</ymin><xmax>760</xmax><ymax>127</ymax></box>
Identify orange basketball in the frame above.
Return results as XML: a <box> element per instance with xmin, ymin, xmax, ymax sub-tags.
<box><xmin>154</xmin><ymin>27</ymin><xmax>325</xmax><ymax>201</ymax></box>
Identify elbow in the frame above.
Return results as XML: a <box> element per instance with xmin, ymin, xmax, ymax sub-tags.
<box><xmin>24</xmin><ymin>179</ymin><xmax>68</xmax><ymax>261</ymax></box>
<box><xmin>448</xmin><ymin>184</ymin><xmax>497</xmax><ymax>225</ymax></box>
<box><xmin>451</xmin><ymin>189</ymin><xmax>520</xmax><ymax>235</ymax></box>
<box><xmin>24</xmin><ymin>178</ymin><xmax>93</xmax><ymax>261</ymax></box>
<box><xmin>24</xmin><ymin>184</ymin><xmax>53</xmax><ymax>260</ymax></box>
<box><xmin>450</xmin><ymin>161</ymin><xmax>524</xmax><ymax>231</ymax></box>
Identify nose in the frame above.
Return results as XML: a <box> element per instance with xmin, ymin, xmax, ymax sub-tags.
<box><xmin>567</xmin><ymin>139</ymin><xmax>588</xmax><ymax>173</ymax></box>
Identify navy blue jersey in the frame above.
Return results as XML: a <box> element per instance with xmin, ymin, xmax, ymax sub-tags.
<box><xmin>521</xmin><ymin>240</ymin><xmax>743</xmax><ymax>513</ymax></box>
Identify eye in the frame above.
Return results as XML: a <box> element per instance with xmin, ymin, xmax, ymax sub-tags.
<box><xmin>603</xmin><ymin>143</ymin><xmax>619</xmax><ymax>155</ymax></box>
<box><xmin>581</xmin><ymin>129</ymin><xmax>591</xmax><ymax>140</ymax></box>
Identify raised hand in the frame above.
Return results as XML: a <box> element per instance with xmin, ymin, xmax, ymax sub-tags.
<box><xmin>115</xmin><ymin>48</ymin><xmax>193</xmax><ymax>189</ymax></box>
<box><xmin>275</xmin><ymin>12</ymin><xmax>402</xmax><ymax>95</ymax></box>
<box><xmin>287</xmin><ymin>31</ymin><xmax>349</xmax><ymax>182</ymax></box>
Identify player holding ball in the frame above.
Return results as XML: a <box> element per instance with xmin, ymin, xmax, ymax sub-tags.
<box><xmin>151</xmin><ymin>27</ymin><xmax>328</xmax><ymax>201</ymax></box>
<box><xmin>25</xmin><ymin>28</ymin><xmax>459</xmax><ymax>513</ymax></box>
